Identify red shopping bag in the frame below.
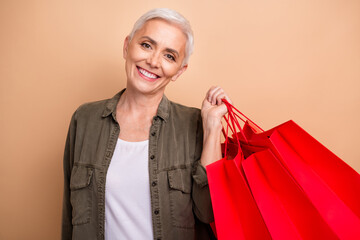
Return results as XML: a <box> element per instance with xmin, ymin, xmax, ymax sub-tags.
<box><xmin>206</xmin><ymin>155</ymin><xmax>271</xmax><ymax>240</ymax></box>
<box><xmin>241</xmin><ymin>120</ymin><xmax>360</xmax><ymax>239</ymax></box>
<box><xmin>206</xmin><ymin>123</ymin><xmax>271</xmax><ymax>239</ymax></box>
<box><xmin>207</xmin><ymin>100</ymin><xmax>360</xmax><ymax>239</ymax></box>
<box><xmin>243</xmin><ymin>149</ymin><xmax>339</xmax><ymax>239</ymax></box>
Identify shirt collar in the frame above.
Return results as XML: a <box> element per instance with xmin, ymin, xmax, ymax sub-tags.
<box><xmin>102</xmin><ymin>89</ymin><xmax>170</xmax><ymax>122</ymax></box>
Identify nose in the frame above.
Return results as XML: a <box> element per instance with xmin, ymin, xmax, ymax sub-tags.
<box><xmin>146</xmin><ymin>52</ymin><xmax>161</xmax><ymax>68</ymax></box>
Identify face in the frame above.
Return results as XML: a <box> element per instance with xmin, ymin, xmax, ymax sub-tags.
<box><xmin>123</xmin><ymin>19</ymin><xmax>188</xmax><ymax>96</ymax></box>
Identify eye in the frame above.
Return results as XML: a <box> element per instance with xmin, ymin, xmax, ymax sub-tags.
<box><xmin>165</xmin><ymin>53</ymin><xmax>175</xmax><ymax>62</ymax></box>
<box><xmin>140</xmin><ymin>42</ymin><xmax>151</xmax><ymax>49</ymax></box>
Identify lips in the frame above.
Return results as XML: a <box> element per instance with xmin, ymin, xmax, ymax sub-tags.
<box><xmin>137</xmin><ymin>66</ymin><xmax>160</xmax><ymax>81</ymax></box>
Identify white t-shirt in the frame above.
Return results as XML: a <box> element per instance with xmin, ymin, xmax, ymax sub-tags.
<box><xmin>105</xmin><ymin>138</ymin><xmax>153</xmax><ymax>240</ymax></box>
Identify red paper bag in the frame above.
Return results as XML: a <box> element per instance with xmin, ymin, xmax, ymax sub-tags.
<box><xmin>241</xmin><ymin>120</ymin><xmax>360</xmax><ymax>239</ymax></box>
<box><xmin>207</xmin><ymin>136</ymin><xmax>271</xmax><ymax>239</ymax></box>
<box><xmin>242</xmin><ymin>149</ymin><xmax>339</xmax><ymax>239</ymax></box>
<box><xmin>207</xmin><ymin>100</ymin><xmax>360</xmax><ymax>239</ymax></box>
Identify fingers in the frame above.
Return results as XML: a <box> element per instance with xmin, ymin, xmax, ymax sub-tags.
<box><xmin>206</xmin><ymin>86</ymin><xmax>231</xmax><ymax>106</ymax></box>
<box><xmin>206</xmin><ymin>86</ymin><xmax>221</xmax><ymax>105</ymax></box>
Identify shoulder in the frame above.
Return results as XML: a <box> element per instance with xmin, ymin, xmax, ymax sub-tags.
<box><xmin>73</xmin><ymin>90</ymin><xmax>124</xmax><ymax>120</ymax></box>
<box><xmin>168</xmin><ymin>100</ymin><xmax>201</xmax><ymax>124</ymax></box>
<box><xmin>76</xmin><ymin>98</ymin><xmax>109</xmax><ymax>114</ymax></box>
<box><xmin>72</xmin><ymin>97</ymin><xmax>112</xmax><ymax>123</ymax></box>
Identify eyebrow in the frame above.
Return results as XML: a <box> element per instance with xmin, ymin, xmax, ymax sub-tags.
<box><xmin>140</xmin><ymin>36</ymin><xmax>180</xmax><ymax>57</ymax></box>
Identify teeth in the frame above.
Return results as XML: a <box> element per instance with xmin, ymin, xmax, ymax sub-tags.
<box><xmin>139</xmin><ymin>68</ymin><xmax>158</xmax><ymax>79</ymax></box>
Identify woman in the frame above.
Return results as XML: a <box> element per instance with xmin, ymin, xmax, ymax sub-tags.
<box><xmin>62</xmin><ymin>8</ymin><xmax>231</xmax><ymax>240</ymax></box>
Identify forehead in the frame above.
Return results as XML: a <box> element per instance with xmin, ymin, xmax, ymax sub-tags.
<box><xmin>134</xmin><ymin>19</ymin><xmax>187</xmax><ymax>54</ymax></box>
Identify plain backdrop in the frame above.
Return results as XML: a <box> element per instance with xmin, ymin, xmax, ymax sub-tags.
<box><xmin>0</xmin><ymin>0</ymin><xmax>359</xmax><ymax>239</ymax></box>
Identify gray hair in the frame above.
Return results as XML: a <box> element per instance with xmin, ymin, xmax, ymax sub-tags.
<box><xmin>128</xmin><ymin>8</ymin><xmax>194</xmax><ymax>66</ymax></box>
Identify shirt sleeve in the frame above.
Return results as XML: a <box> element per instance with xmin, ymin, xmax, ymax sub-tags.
<box><xmin>61</xmin><ymin>111</ymin><xmax>77</xmax><ymax>240</ymax></box>
<box><xmin>191</xmin><ymin>112</ymin><xmax>214</xmax><ymax>223</ymax></box>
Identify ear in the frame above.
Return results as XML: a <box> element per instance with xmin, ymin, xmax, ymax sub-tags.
<box><xmin>123</xmin><ymin>36</ymin><xmax>130</xmax><ymax>59</ymax></box>
<box><xmin>171</xmin><ymin>64</ymin><xmax>188</xmax><ymax>81</ymax></box>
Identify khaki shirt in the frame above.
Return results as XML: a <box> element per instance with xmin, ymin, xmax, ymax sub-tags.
<box><xmin>62</xmin><ymin>90</ymin><xmax>215</xmax><ymax>240</ymax></box>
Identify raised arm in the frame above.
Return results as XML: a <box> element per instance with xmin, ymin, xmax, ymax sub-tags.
<box><xmin>200</xmin><ymin>86</ymin><xmax>231</xmax><ymax>167</ymax></box>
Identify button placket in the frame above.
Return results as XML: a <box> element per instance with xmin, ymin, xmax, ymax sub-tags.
<box><xmin>99</xmin><ymin>123</ymin><xmax>120</xmax><ymax>238</ymax></box>
<box><xmin>149</xmin><ymin>117</ymin><xmax>162</xmax><ymax>239</ymax></box>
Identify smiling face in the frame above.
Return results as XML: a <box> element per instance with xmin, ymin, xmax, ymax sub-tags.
<box><xmin>123</xmin><ymin>18</ymin><xmax>188</xmax><ymax>97</ymax></box>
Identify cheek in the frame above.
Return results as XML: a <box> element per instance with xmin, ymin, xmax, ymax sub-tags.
<box><xmin>162</xmin><ymin>62</ymin><xmax>182</xmax><ymax>77</ymax></box>
<box><xmin>127</xmin><ymin>47</ymin><xmax>148</xmax><ymax>62</ymax></box>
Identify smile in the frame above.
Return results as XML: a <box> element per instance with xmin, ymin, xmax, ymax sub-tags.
<box><xmin>137</xmin><ymin>67</ymin><xmax>160</xmax><ymax>80</ymax></box>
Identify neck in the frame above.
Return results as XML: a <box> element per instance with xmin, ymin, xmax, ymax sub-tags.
<box><xmin>117</xmin><ymin>88</ymin><xmax>163</xmax><ymax>117</ymax></box>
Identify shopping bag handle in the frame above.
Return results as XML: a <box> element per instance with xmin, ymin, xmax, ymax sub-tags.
<box><xmin>222</xmin><ymin>99</ymin><xmax>264</xmax><ymax>133</ymax></box>
<box><xmin>222</xmin><ymin>115</ymin><xmax>232</xmax><ymax>157</ymax></box>
<box><xmin>221</xmin><ymin>98</ymin><xmax>266</xmax><ymax>161</ymax></box>
<box><xmin>221</xmin><ymin>103</ymin><xmax>245</xmax><ymax>160</ymax></box>
<box><xmin>225</xmin><ymin>102</ymin><xmax>248</xmax><ymax>144</ymax></box>
<box><xmin>221</xmin><ymin>99</ymin><xmax>249</xmax><ymax>146</ymax></box>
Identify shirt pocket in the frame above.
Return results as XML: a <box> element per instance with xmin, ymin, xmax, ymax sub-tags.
<box><xmin>167</xmin><ymin>168</ymin><xmax>195</xmax><ymax>228</ymax></box>
<box><xmin>70</xmin><ymin>165</ymin><xmax>93</xmax><ymax>225</ymax></box>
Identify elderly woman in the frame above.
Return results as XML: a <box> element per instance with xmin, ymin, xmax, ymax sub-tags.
<box><xmin>62</xmin><ymin>8</ymin><xmax>231</xmax><ymax>240</ymax></box>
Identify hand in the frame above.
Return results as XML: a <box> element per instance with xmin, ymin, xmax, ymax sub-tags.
<box><xmin>200</xmin><ymin>86</ymin><xmax>232</xmax><ymax>166</ymax></box>
<box><xmin>201</xmin><ymin>86</ymin><xmax>232</xmax><ymax>132</ymax></box>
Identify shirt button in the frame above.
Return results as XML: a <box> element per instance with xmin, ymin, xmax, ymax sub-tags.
<box><xmin>152</xmin><ymin>181</ymin><xmax>157</xmax><ymax>186</ymax></box>
<box><xmin>150</xmin><ymin>155</ymin><xmax>155</xmax><ymax>160</ymax></box>
<box><xmin>151</xmin><ymin>132</ymin><xmax>156</xmax><ymax>136</ymax></box>
<box><xmin>154</xmin><ymin>210</ymin><xmax>159</xmax><ymax>215</ymax></box>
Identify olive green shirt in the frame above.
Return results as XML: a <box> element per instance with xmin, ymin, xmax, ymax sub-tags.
<box><xmin>62</xmin><ymin>90</ymin><xmax>215</xmax><ymax>240</ymax></box>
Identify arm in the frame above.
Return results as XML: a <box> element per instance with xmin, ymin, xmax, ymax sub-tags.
<box><xmin>61</xmin><ymin>112</ymin><xmax>77</xmax><ymax>240</ymax></box>
<box><xmin>200</xmin><ymin>86</ymin><xmax>230</xmax><ymax>167</ymax></box>
<box><xmin>192</xmin><ymin>86</ymin><xmax>231</xmax><ymax>223</ymax></box>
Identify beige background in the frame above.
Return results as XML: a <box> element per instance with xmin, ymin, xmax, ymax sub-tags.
<box><xmin>1</xmin><ymin>0</ymin><xmax>359</xmax><ymax>239</ymax></box>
